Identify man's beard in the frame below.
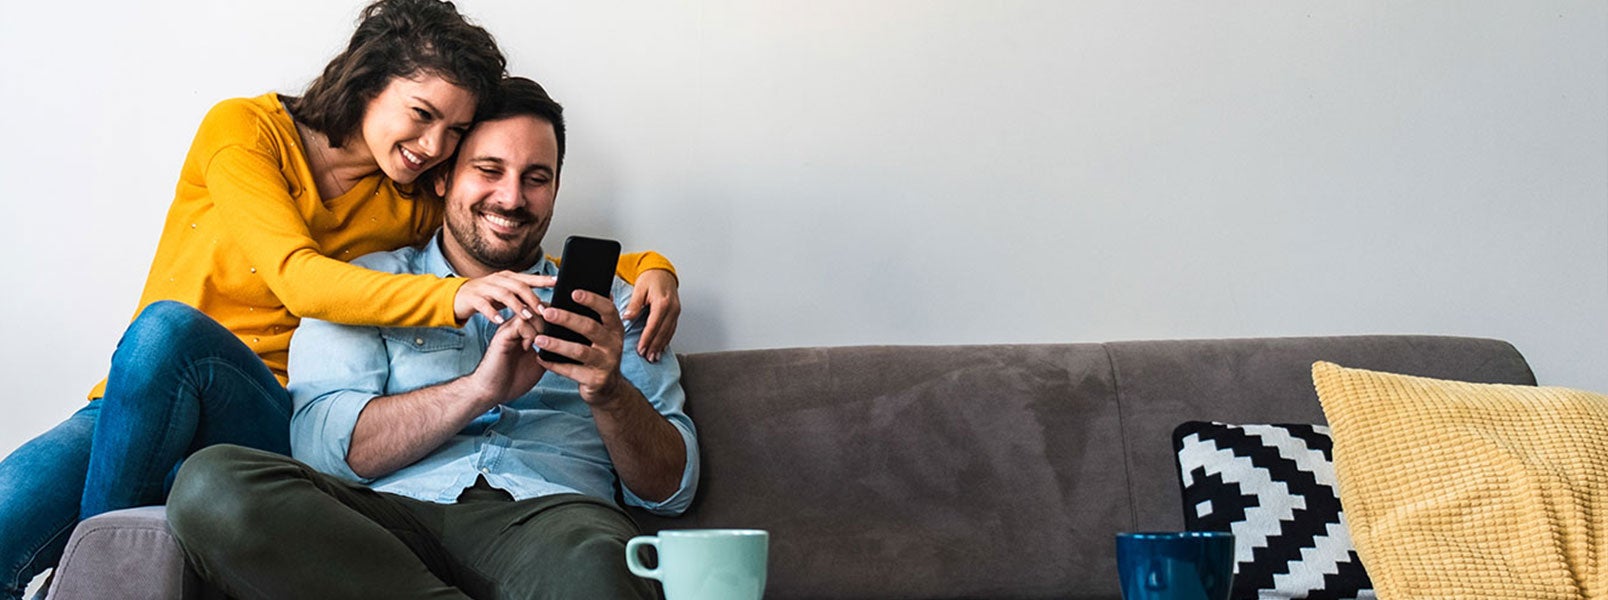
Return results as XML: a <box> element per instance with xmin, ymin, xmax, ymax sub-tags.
<box><xmin>445</xmin><ymin>202</ymin><xmax>545</xmax><ymax>272</ymax></box>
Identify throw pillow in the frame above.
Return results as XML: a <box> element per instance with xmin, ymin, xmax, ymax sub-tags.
<box><xmin>1311</xmin><ymin>361</ymin><xmax>1608</xmax><ymax>599</ymax></box>
<box><xmin>1173</xmin><ymin>421</ymin><xmax>1375</xmax><ymax>599</ymax></box>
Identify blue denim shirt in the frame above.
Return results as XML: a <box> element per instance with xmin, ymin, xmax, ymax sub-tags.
<box><xmin>286</xmin><ymin>232</ymin><xmax>699</xmax><ymax>515</ymax></box>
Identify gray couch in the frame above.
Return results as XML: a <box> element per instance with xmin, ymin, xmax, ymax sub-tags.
<box><xmin>45</xmin><ymin>335</ymin><xmax>1536</xmax><ymax>599</ymax></box>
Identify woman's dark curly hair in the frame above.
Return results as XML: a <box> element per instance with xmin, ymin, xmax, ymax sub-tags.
<box><xmin>285</xmin><ymin>0</ymin><xmax>506</xmax><ymax>149</ymax></box>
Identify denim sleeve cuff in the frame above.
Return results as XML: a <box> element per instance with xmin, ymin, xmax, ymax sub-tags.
<box><xmin>289</xmin><ymin>389</ymin><xmax>379</xmax><ymax>484</ymax></box>
<box><xmin>622</xmin><ymin>419</ymin><xmax>701</xmax><ymax>516</ymax></box>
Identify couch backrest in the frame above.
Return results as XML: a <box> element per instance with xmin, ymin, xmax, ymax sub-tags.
<box><xmin>630</xmin><ymin>335</ymin><xmax>1535</xmax><ymax>599</ymax></box>
<box><xmin>1105</xmin><ymin>336</ymin><xmax>1536</xmax><ymax>536</ymax></box>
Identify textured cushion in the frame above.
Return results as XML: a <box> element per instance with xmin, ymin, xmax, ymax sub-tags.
<box><xmin>1172</xmin><ymin>421</ymin><xmax>1374</xmax><ymax>599</ymax></box>
<box><xmin>1312</xmin><ymin>361</ymin><xmax>1608</xmax><ymax>599</ymax></box>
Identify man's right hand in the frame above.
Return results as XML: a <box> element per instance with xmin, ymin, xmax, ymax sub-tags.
<box><xmin>467</xmin><ymin>314</ymin><xmax>549</xmax><ymax>406</ymax></box>
<box><xmin>342</xmin><ymin>314</ymin><xmax>549</xmax><ymax>481</ymax></box>
<box><xmin>454</xmin><ymin>272</ymin><xmax>556</xmax><ymax>325</ymax></box>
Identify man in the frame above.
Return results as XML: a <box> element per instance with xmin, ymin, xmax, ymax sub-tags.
<box><xmin>165</xmin><ymin>77</ymin><xmax>699</xmax><ymax>600</ymax></box>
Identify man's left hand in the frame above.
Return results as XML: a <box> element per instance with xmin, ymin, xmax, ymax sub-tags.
<box><xmin>536</xmin><ymin>289</ymin><xmax>627</xmax><ymax>406</ymax></box>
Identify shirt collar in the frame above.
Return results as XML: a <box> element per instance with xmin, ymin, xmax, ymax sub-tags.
<box><xmin>420</xmin><ymin>228</ymin><xmax>555</xmax><ymax>278</ymax></box>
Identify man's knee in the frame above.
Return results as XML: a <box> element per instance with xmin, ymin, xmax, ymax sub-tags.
<box><xmin>167</xmin><ymin>445</ymin><xmax>280</xmax><ymax>551</ymax></box>
<box><xmin>560</xmin><ymin>532</ymin><xmax>656</xmax><ymax>599</ymax></box>
<box><xmin>507</xmin><ymin>502</ymin><xmax>653</xmax><ymax>598</ymax></box>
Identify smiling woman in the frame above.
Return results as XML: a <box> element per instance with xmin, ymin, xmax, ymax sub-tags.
<box><xmin>0</xmin><ymin>1</ymin><xmax>684</xmax><ymax>597</ymax></box>
<box><xmin>297</xmin><ymin>75</ymin><xmax>477</xmax><ymax>200</ymax></box>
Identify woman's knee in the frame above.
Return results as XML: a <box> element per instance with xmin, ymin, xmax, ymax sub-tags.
<box><xmin>119</xmin><ymin>301</ymin><xmax>213</xmax><ymax>354</ymax></box>
<box><xmin>105</xmin><ymin>300</ymin><xmax>257</xmax><ymax>403</ymax></box>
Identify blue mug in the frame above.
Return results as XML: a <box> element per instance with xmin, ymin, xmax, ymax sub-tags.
<box><xmin>1115</xmin><ymin>531</ymin><xmax>1235</xmax><ymax>600</ymax></box>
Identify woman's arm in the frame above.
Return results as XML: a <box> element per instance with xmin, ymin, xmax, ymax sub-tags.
<box><xmin>195</xmin><ymin>102</ymin><xmax>542</xmax><ymax>327</ymax></box>
<box><xmin>205</xmin><ymin>142</ymin><xmax>468</xmax><ymax>327</ymax></box>
<box><xmin>613</xmin><ymin>252</ymin><xmax>681</xmax><ymax>362</ymax></box>
<box><xmin>614</xmin><ymin>252</ymin><xmax>675</xmax><ymax>284</ymax></box>
<box><xmin>197</xmin><ymin>99</ymin><xmax>679</xmax><ymax>335</ymax></box>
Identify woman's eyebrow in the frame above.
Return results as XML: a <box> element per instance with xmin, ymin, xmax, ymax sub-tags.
<box><xmin>410</xmin><ymin>97</ymin><xmax>472</xmax><ymax>127</ymax></box>
<box><xmin>411</xmin><ymin>96</ymin><xmax>442</xmax><ymax>117</ymax></box>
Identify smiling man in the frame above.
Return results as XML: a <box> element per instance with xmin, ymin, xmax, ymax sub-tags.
<box><xmin>163</xmin><ymin>77</ymin><xmax>698</xmax><ymax>600</ymax></box>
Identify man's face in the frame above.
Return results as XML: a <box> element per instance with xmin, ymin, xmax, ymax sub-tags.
<box><xmin>437</xmin><ymin>115</ymin><xmax>560</xmax><ymax>277</ymax></box>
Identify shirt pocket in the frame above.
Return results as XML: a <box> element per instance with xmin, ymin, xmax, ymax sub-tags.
<box><xmin>380</xmin><ymin>327</ymin><xmax>471</xmax><ymax>394</ymax></box>
<box><xmin>381</xmin><ymin>327</ymin><xmax>467</xmax><ymax>353</ymax></box>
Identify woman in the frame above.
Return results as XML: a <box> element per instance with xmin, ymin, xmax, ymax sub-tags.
<box><xmin>0</xmin><ymin>1</ymin><xmax>682</xmax><ymax>596</ymax></box>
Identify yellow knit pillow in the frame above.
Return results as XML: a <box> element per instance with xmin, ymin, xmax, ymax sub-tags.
<box><xmin>1311</xmin><ymin>361</ymin><xmax>1608</xmax><ymax>599</ymax></box>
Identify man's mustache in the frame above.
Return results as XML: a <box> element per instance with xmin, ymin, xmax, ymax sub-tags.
<box><xmin>475</xmin><ymin>204</ymin><xmax>536</xmax><ymax>224</ymax></box>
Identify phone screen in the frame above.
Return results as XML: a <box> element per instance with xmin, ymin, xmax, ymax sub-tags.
<box><xmin>538</xmin><ymin>236</ymin><xmax>622</xmax><ymax>364</ymax></box>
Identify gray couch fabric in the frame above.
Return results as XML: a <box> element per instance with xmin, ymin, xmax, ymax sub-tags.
<box><xmin>45</xmin><ymin>506</ymin><xmax>203</xmax><ymax>600</ymax></box>
<box><xmin>47</xmin><ymin>335</ymin><xmax>1534</xmax><ymax>599</ymax></box>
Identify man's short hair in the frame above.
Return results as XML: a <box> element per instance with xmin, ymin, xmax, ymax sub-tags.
<box><xmin>483</xmin><ymin>76</ymin><xmax>567</xmax><ymax>173</ymax></box>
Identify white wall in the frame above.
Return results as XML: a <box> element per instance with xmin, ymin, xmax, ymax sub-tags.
<box><xmin>2</xmin><ymin>1</ymin><xmax>1604</xmax><ymax>456</ymax></box>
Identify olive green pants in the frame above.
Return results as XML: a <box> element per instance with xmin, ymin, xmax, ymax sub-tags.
<box><xmin>167</xmin><ymin>444</ymin><xmax>657</xmax><ymax>600</ymax></box>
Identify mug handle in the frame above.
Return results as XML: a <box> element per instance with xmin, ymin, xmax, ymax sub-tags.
<box><xmin>625</xmin><ymin>536</ymin><xmax>662</xmax><ymax>581</ymax></box>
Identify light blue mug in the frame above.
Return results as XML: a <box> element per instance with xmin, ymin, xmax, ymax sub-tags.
<box><xmin>626</xmin><ymin>529</ymin><xmax>769</xmax><ymax>600</ymax></box>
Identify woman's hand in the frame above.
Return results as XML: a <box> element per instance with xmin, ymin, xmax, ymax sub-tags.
<box><xmin>622</xmin><ymin>269</ymin><xmax>681</xmax><ymax>362</ymax></box>
<box><xmin>454</xmin><ymin>272</ymin><xmax>556</xmax><ymax>325</ymax></box>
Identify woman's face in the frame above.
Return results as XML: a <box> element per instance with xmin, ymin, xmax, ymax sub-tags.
<box><xmin>358</xmin><ymin>74</ymin><xmax>476</xmax><ymax>184</ymax></box>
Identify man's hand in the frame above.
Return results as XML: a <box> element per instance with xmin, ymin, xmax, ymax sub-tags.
<box><xmin>622</xmin><ymin>269</ymin><xmax>680</xmax><ymax>363</ymax></box>
<box><xmin>467</xmin><ymin>314</ymin><xmax>549</xmax><ymax>406</ymax></box>
<box><xmin>346</xmin><ymin>314</ymin><xmax>549</xmax><ymax>480</ymax></box>
<box><xmin>536</xmin><ymin>289</ymin><xmax>628</xmax><ymax>406</ymax></box>
<box><xmin>535</xmin><ymin>288</ymin><xmax>688</xmax><ymax>502</ymax></box>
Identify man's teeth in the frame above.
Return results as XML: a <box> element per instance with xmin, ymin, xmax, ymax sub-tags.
<box><xmin>485</xmin><ymin>213</ymin><xmax>520</xmax><ymax>228</ymax></box>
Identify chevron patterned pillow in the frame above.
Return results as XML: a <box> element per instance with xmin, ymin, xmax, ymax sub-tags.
<box><xmin>1171</xmin><ymin>421</ymin><xmax>1374</xmax><ymax>600</ymax></box>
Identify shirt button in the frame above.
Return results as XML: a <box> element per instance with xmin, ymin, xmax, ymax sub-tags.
<box><xmin>415</xmin><ymin>338</ymin><xmax>425</xmax><ymax>346</ymax></box>
<box><xmin>479</xmin><ymin>467</ymin><xmax>489</xmax><ymax>474</ymax></box>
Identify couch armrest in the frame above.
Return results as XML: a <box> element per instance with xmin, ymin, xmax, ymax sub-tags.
<box><xmin>46</xmin><ymin>506</ymin><xmax>201</xmax><ymax>600</ymax></box>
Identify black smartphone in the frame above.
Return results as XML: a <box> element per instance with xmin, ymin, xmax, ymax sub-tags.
<box><xmin>539</xmin><ymin>235</ymin><xmax>622</xmax><ymax>364</ymax></box>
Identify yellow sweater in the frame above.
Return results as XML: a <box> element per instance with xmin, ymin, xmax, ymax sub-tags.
<box><xmin>91</xmin><ymin>93</ymin><xmax>672</xmax><ymax>398</ymax></box>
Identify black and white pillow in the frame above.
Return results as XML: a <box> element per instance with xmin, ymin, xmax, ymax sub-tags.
<box><xmin>1171</xmin><ymin>421</ymin><xmax>1374</xmax><ymax>600</ymax></box>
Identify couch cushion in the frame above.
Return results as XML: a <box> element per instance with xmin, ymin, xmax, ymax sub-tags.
<box><xmin>634</xmin><ymin>344</ymin><xmax>1126</xmax><ymax>599</ymax></box>
<box><xmin>1313</xmin><ymin>362</ymin><xmax>1608</xmax><ymax>599</ymax></box>
<box><xmin>1172</xmin><ymin>421</ymin><xmax>1373</xmax><ymax>599</ymax></box>
<box><xmin>47</xmin><ymin>506</ymin><xmax>196</xmax><ymax>600</ymax></box>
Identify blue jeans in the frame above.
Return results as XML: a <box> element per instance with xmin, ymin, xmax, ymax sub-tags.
<box><xmin>0</xmin><ymin>301</ymin><xmax>291</xmax><ymax>599</ymax></box>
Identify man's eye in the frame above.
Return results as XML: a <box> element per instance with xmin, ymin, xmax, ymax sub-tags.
<box><xmin>478</xmin><ymin>167</ymin><xmax>501</xmax><ymax>178</ymax></box>
<box><xmin>525</xmin><ymin>177</ymin><xmax>549</xmax><ymax>187</ymax></box>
